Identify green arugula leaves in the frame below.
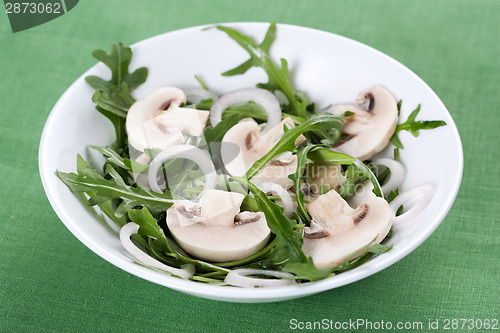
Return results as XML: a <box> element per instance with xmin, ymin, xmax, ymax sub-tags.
<box><xmin>86</xmin><ymin>43</ymin><xmax>148</xmax><ymax>93</ymax></box>
<box><xmin>57</xmin><ymin>155</ymin><xmax>176</xmax><ymax>218</ymax></box>
<box><xmin>390</xmin><ymin>103</ymin><xmax>447</xmax><ymax>149</ymax></box>
<box><xmin>85</xmin><ymin>43</ymin><xmax>148</xmax><ymax>149</ymax></box>
<box><xmin>291</xmin><ymin>144</ymin><xmax>316</xmax><ymax>225</ymax></box>
<box><xmin>232</xmin><ymin>176</ymin><xmax>392</xmax><ymax>282</ymax></box>
<box><xmin>236</xmin><ymin>177</ymin><xmax>307</xmax><ymax>263</ymax></box>
<box><xmin>245</xmin><ymin>114</ymin><xmax>344</xmax><ymax>179</ymax></box>
<box><xmin>308</xmin><ymin>147</ymin><xmax>383</xmax><ymax>198</ymax></box>
<box><xmin>215</xmin><ymin>22</ymin><xmax>308</xmax><ymax>118</ymax></box>
<box><xmin>57</xmin><ymin>25</ymin><xmax>444</xmax><ymax>285</ymax></box>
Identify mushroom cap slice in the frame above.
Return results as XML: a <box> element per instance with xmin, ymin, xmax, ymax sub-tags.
<box><xmin>347</xmin><ymin>180</ymin><xmax>375</xmax><ymax>208</ymax></box>
<box><xmin>221</xmin><ymin>117</ymin><xmax>304</xmax><ymax>182</ymax></box>
<box><xmin>252</xmin><ymin>152</ymin><xmax>298</xmax><ymax>189</ymax></box>
<box><xmin>329</xmin><ymin>85</ymin><xmax>398</xmax><ymax>161</ymax></box>
<box><xmin>126</xmin><ymin>86</ymin><xmax>209</xmax><ymax>152</ymax></box>
<box><xmin>306</xmin><ymin>163</ymin><xmax>346</xmax><ymax>194</ymax></box>
<box><xmin>166</xmin><ymin>189</ymin><xmax>270</xmax><ymax>262</ymax></box>
<box><xmin>303</xmin><ymin>189</ymin><xmax>392</xmax><ymax>269</ymax></box>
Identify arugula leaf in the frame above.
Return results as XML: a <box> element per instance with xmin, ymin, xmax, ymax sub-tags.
<box><xmin>284</xmin><ymin>258</ymin><xmax>334</xmax><ymax>281</ymax></box>
<box><xmin>337</xmin><ymin>164</ymin><xmax>365</xmax><ymax>199</ymax></box>
<box><xmin>57</xmin><ymin>155</ymin><xmax>176</xmax><ymax>217</ymax></box>
<box><xmin>319</xmin><ymin>185</ymin><xmax>328</xmax><ymax>195</ymax></box>
<box><xmin>215</xmin><ymin>22</ymin><xmax>308</xmax><ymax>118</ymax></box>
<box><xmin>86</xmin><ymin>43</ymin><xmax>148</xmax><ymax>93</ymax></box>
<box><xmin>91</xmin><ymin>84</ymin><xmax>135</xmax><ymax>119</ymax></box>
<box><xmin>245</xmin><ymin>114</ymin><xmax>343</xmax><ymax>179</ymax></box>
<box><xmin>89</xmin><ymin>145</ymin><xmax>148</xmax><ymax>174</ymax></box>
<box><xmin>308</xmin><ymin>147</ymin><xmax>383</xmax><ymax>198</ymax></box>
<box><xmin>308</xmin><ymin>147</ymin><xmax>357</xmax><ymax>165</ymax></box>
<box><xmin>232</xmin><ymin>177</ymin><xmax>307</xmax><ymax>264</ymax></box>
<box><xmin>290</xmin><ymin>144</ymin><xmax>316</xmax><ymax>225</ymax></box>
<box><xmin>128</xmin><ymin>208</ymin><xmax>232</xmax><ymax>274</ymax></box>
<box><xmin>95</xmin><ymin>199</ymin><xmax>128</xmax><ymax>227</ymax></box>
<box><xmin>390</xmin><ymin>104</ymin><xmax>447</xmax><ymax>149</ymax></box>
<box><xmin>85</xmin><ymin>43</ymin><xmax>148</xmax><ymax>149</ymax></box>
<box><xmin>128</xmin><ymin>207</ymin><xmax>171</xmax><ymax>252</ymax></box>
<box><xmin>194</xmin><ymin>75</ymin><xmax>209</xmax><ymax>90</ymax></box>
<box><xmin>202</xmin><ymin>113</ymin><xmax>240</xmax><ymax>145</ymax></box>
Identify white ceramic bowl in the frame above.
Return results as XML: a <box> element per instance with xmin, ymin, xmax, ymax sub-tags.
<box><xmin>39</xmin><ymin>23</ymin><xmax>463</xmax><ymax>303</ymax></box>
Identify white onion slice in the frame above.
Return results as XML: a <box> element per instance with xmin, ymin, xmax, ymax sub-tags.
<box><xmin>182</xmin><ymin>88</ymin><xmax>218</xmax><ymax>104</ymax></box>
<box><xmin>224</xmin><ymin>268</ymin><xmax>296</xmax><ymax>288</ymax></box>
<box><xmin>210</xmin><ymin>88</ymin><xmax>282</xmax><ymax>134</ymax></box>
<box><xmin>254</xmin><ymin>181</ymin><xmax>293</xmax><ymax>218</ymax></box>
<box><xmin>148</xmin><ymin>144</ymin><xmax>217</xmax><ymax>199</ymax></box>
<box><xmin>372</xmin><ymin>158</ymin><xmax>405</xmax><ymax>197</ymax></box>
<box><xmin>390</xmin><ymin>184</ymin><xmax>434</xmax><ymax>226</ymax></box>
<box><xmin>119</xmin><ymin>222</ymin><xmax>195</xmax><ymax>279</ymax></box>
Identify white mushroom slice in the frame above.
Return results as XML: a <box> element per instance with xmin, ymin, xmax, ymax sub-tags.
<box><xmin>126</xmin><ymin>86</ymin><xmax>210</xmax><ymax>152</ymax></box>
<box><xmin>306</xmin><ymin>164</ymin><xmax>346</xmax><ymax>194</ymax></box>
<box><xmin>174</xmin><ymin>200</ymin><xmax>205</xmax><ymax>227</ymax></box>
<box><xmin>221</xmin><ymin>117</ymin><xmax>305</xmax><ymax>178</ymax></box>
<box><xmin>347</xmin><ymin>180</ymin><xmax>375</xmax><ymax>208</ymax></box>
<box><xmin>303</xmin><ymin>189</ymin><xmax>392</xmax><ymax>269</ymax></box>
<box><xmin>167</xmin><ymin>189</ymin><xmax>271</xmax><ymax>262</ymax></box>
<box><xmin>252</xmin><ymin>153</ymin><xmax>298</xmax><ymax>189</ymax></box>
<box><xmin>329</xmin><ymin>85</ymin><xmax>398</xmax><ymax>160</ymax></box>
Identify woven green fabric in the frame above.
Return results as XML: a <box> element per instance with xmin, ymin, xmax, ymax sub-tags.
<box><xmin>1</xmin><ymin>0</ymin><xmax>499</xmax><ymax>332</ymax></box>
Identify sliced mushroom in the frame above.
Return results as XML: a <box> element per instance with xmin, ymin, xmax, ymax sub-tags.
<box><xmin>328</xmin><ymin>85</ymin><xmax>398</xmax><ymax>160</ymax></box>
<box><xmin>347</xmin><ymin>180</ymin><xmax>375</xmax><ymax>208</ymax></box>
<box><xmin>126</xmin><ymin>86</ymin><xmax>210</xmax><ymax>152</ymax></box>
<box><xmin>221</xmin><ymin>117</ymin><xmax>305</xmax><ymax>187</ymax></box>
<box><xmin>305</xmin><ymin>163</ymin><xmax>346</xmax><ymax>194</ymax></box>
<box><xmin>166</xmin><ymin>189</ymin><xmax>270</xmax><ymax>262</ymax></box>
<box><xmin>252</xmin><ymin>152</ymin><xmax>298</xmax><ymax>189</ymax></box>
<box><xmin>303</xmin><ymin>189</ymin><xmax>392</xmax><ymax>269</ymax></box>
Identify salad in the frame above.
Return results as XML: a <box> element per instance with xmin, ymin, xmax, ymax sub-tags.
<box><xmin>57</xmin><ymin>22</ymin><xmax>446</xmax><ymax>287</ymax></box>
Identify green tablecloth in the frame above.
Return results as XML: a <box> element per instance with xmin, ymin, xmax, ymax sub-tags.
<box><xmin>1</xmin><ymin>0</ymin><xmax>498</xmax><ymax>332</ymax></box>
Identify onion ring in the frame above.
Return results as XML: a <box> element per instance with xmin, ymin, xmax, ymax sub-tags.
<box><xmin>372</xmin><ymin>158</ymin><xmax>405</xmax><ymax>196</ymax></box>
<box><xmin>254</xmin><ymin>181</ymin><xmax>293</xmax><ymax>218</ymax></box>
<box><xmin>224</xmin><ymin>268</ymin><xmax>296</xmax><ymax>288</ymax></box>
<box><xmin>210</xmin><ymin>88</ymin><xmax>282</xmax><ymax>134</ymax></box>
<box><xmin>148</xmin><ymin>144</ymin><xmax>217</xmax><ymax>199</ymax></box>
<box><xmin>119</xmin><ymin>222</ymin><xmax>195</xmax><ymax>279</ymax></box>
<box><xmin>390</xmin><ymin>184</ymin><xmax>434</xmax><ymax>226</ymax></box>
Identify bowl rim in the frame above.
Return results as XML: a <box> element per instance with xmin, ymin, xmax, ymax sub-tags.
<box><xmin>39</xmin><ymin>22</ymin><xmax>464</xmax><ymax>302</ymax></box>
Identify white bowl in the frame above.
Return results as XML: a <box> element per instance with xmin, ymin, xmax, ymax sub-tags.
<box><xmin>39</xmin><ymin>23</ymin><xmax>463</xmax><ymax>303</ymax></box>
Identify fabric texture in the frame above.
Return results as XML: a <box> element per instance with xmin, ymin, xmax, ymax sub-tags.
<box><xmin>1</xmin><ymin>0</ymin><xmax>498</xmax><ymax>332</ymax></box>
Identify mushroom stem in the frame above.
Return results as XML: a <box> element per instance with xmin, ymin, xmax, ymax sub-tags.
<box><xmin>119</xmin><ymin>222</ymin><xmax>195</xmax><ymax>279</ymax></box>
